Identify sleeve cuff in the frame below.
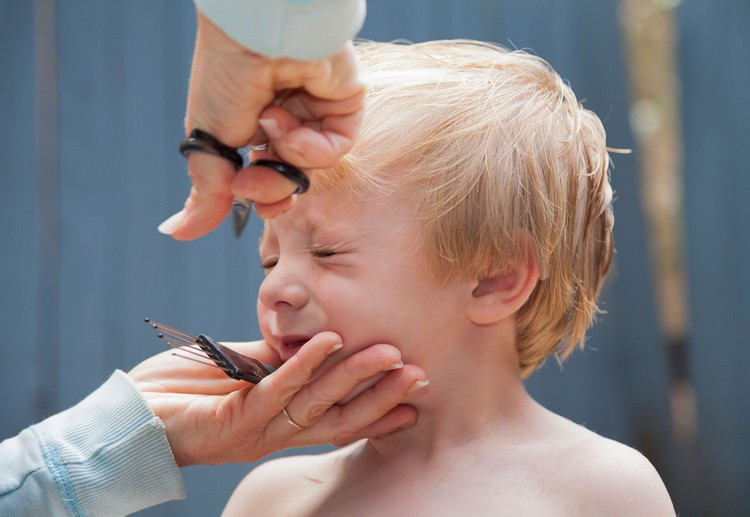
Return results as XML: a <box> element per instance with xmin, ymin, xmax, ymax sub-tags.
<box><xmin>33</xmin><ymin>370</ymin><xmax>185</xmax><ymax>516</ymax></box>
<box><xmin>194</xmin><ymin>0</ymin><xmax>366</xmax><ymax>60</ymax></box>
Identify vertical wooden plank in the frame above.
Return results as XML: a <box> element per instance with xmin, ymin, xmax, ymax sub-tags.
<box><xmin>34</xmin><ymin>0</ymin><xmax>62</xmax><ymax>424</ymax></box>
<box><xmin>679</xmin><ymin>0</ymin><xmax>750</xmax><ymax>514</ymax></box>
<box><xmin>56</xmin><ymin>0</ymin><xmax>114</xmax><ymax>403</ymax></box>
<box><xmin>0</xmin><ymin>0</ymin><xmax>42</xmax><ymax>438</ymax></box>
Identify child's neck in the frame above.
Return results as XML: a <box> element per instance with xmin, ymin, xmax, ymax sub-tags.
<box><xmin>365</xmin><ymin>320</ymin><xmax>542</xmax><ymax>465</ymax></box>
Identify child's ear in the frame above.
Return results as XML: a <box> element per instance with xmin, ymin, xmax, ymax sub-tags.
<box><xmin>465</xmin><ymin>244</ymin><xmax>540</xmax><ymax>326</ymax></box>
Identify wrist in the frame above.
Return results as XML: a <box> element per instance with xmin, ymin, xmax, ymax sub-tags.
<box><xmin>35</xmin><ymin>371</ymin><xmax>185</xmax><ymax>513</ymax></box>
<box><xmin>194</xmin><ymin>0</ymin><xmax>366</xmax><ymax>61</ymax></box>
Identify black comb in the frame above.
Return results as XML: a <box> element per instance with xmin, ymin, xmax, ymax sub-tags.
<box><xmin>145</xmin><ymin>318</ymin><xmax>276</xmax><ymax>384</ymax></box>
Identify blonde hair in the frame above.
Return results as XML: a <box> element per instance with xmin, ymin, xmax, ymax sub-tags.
<box><xmin>319</xmin><ymin>40</ymin><xmax>615</xmax><ymax>377</ymax></box>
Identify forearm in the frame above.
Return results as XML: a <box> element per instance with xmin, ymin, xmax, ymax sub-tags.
<box><xmin>194</xmin><ymin>0</ymin><xmax>366</xmax><ymax>59</ymax></box>
<box><xmin>0</xmin><ymin>370</ymin><xmax>184</xmax><ymax>516</ymax></box>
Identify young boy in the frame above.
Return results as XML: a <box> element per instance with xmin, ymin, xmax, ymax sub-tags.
<box><xmin>224</xmin><ymin>40</ymin><xmax>674</xmax><ymax>516</ymax></box>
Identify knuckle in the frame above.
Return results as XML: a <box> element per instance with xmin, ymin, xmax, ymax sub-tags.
<box><xmin>263</xmin><ymin>373</ymin><xmax>285</xmax><ymax>393</ymax></box>
<box><xmin>304</xmin><ymin>403</ymin><xmax>328</xmax><ymax>422</ymax></box>
<box><xmin>284</xmin><ymin>352</ymin><xmax>315</xmax><ymax>380</ymax></box>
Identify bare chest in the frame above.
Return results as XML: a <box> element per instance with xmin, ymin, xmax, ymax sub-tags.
<box><xmin>292</xmin><ymin>463</ymin><xmax>576</xmax><ymax>517</ymax></box>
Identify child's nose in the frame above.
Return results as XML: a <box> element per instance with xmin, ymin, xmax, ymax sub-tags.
<box><xmin>258</xmin><ymin>261</ymin><xmax>309</xmax><ymax>312</ymax></box>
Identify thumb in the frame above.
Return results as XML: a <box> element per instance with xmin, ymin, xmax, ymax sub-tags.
<box><xmin>158</xmin><ymin>153</ymin><xmax>235</xmax><ymax>240</ymax></box>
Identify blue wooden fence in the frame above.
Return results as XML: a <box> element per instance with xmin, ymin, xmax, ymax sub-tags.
<box><xmin>1</xmin><ymin>1</ymin><xmax>746</xmax><ymax>515</ymax></box>
<box><xmin>679</xmin><ymin>1</ymin><xmax>750</xmax><ymax>515</ymax></box>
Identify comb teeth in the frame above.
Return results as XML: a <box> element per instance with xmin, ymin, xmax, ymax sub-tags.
<box><xmin>144</xmin><ymin>318</ymin><xmax>275</xmax><ymax>384</ymax></box>
<box><xmin>146</xmin><ymin>319</ymin><xmax>200</xmax><ymax>342</ymax></box>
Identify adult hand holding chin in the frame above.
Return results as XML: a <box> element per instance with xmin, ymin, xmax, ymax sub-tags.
<box><xmin>129</xmin><ymin>332</ymin><xmax>425</xmax><ymax>467</ymax></box>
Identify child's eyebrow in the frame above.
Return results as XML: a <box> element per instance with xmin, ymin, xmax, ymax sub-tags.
<box><xmin>258</xmin><ymin>217</ymin><xmax>355</xmax><ymax>252</ymax></box>
<box><xmin>305</xmin><ymin>218</ymin><xmax>322</xmax><ymax>237</ymax></box>
<box><xmin>306</xmin><ymin>218</ymin><xmax>356</xmax><ymax>240</ymax></box>
<box><xmin>258</xmin><ymin>218</ymin><xmax>324</xmax><ymax>250</ymax></box>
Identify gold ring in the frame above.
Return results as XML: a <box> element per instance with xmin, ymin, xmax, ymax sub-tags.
<box><xmin>282</xmin><ymin>407</ymin><xmax>306</xmax><ymax>431</ymax></box>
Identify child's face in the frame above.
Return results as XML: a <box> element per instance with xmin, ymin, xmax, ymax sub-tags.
<box><xmin>257</xmin><ymin>184</ymin><xmax>468</xmax><ymax>388</ymax></box>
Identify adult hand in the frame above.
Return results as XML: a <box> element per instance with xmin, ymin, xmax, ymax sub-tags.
<box><xmin>128</xmin><ymin>332</ymin><xmax>424</xmax><ymax>467</ymax></box>
<box><xmin>158</xmin><ymin>10</ymin><xmax>366</xmax><ymax>239</ymax></box>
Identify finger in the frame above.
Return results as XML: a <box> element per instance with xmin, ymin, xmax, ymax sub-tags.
<box><xmin>147</xmin><ymin>376</ymin><xmax>247</xmax><ymax>396</ymax></box>
<box><xmin>131</xmin><ymin>354</ymin><xmax>235</xmax><ymax>387</ymax></box>
<box><xmin>286</xmin><ymin>343</ymin><xmax>403</xmax><ymax>426</ymax></box>
<box><xmin>252</xmin><ymin>91</ymin><xmax>362</xmax><ymax>146</ymax></box>
<box><xmin>273</xmin><ymin>43</ymin><xmax>364</xmax><ymax>102</ymax></box>
<box><xmin>344</xmin><ymin>405</ymin><xmax>418</xmax><ymax>442</ymax></box>
<box><xmin>266</xmin><ymin>344</ymin><xmax>406</xmax><ymax>439</ymax></box>
<box><xmin>298</xmin><ymin>365</ymin><xmax>426</xmax><ymax>447</ymax></box>
<box><xmin>160</xmin><ymin>153</ymin><xmax>235</xmax><ymax>240</ymax></box>
<box><xmin>259</xmin><ymin>101</ymin><xmax>363</xmax><ymax>169</ymax></box>
<box><xmin>144</xmin><ymin>340</ymin><xmax>279</xmax><ymax>396</ymax></box>
<box><xmin>284</xmin><ymin>86</ymin><xmax>366</xmax><ymax>120</ymax></box>
<box><xmin>231</xmin><ymin>163</ymin><xmax>299</xmax><ymax>204</ymax></box>
<box><xmin>270</xmin><ymin>43</ymin><xmax>364</xmax><ymax>168</ymax></box>
<box><xmin>246</xmin><ymin>332</ymin><xmax>344</xmax><ymax>422</ymax></box>
<box><xmin>220</xmin><ymin>340</ymin><xmax>280</xmax><ymax>367</ymax></box>
<box><xmin>287</xmin><ymin>112</ymin><xmax>364</xmax><ymax>168</ymax></box>
<box><xmin>131</xmin><ymin>348</ymin><xmax>255</xmax><ymax>396</ymax></box>
<box><xmin>254</xmin><ymin>196</ymin><xmax>295</xmax><ymax>220</ymax></box>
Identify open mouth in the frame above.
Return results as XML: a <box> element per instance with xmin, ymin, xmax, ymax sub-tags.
<box><xmin>280</xmin><ymin>336</ymin><xmax>312</xmax><ymax>362</ymax></box>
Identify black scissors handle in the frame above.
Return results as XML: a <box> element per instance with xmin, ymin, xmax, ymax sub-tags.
<box><xmin>179</xmin><ymin>128</ymin><xmax>244</xmax><ymax>169</ymax></box>
<box><xmin>249</xmin><ymin>159</ymin><xmax>310</xmax><ymax>194</ymax></box>
<box><xmin>178</xmin><ymin>129</ymin><xmax>310</xmax><ymax>237</ymax></box>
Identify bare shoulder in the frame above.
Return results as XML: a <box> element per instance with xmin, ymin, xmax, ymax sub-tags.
<box><xmin>553</xmin><ymin>419</ymin><xmax>675</xmax><ymax>516</ymax></box>
<box><xmin>222</xmin><ymin>446</ymin><xmax>352</xmax><ymax>517</ymax></box>
<box><xmin>222</xmin><ymin>454</ymin><xmax>310</xmax><ymax>516</ymax></box>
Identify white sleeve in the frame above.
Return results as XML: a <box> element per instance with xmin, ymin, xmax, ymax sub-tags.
<box><xmin>194</xmin><ymin>0</ymin><xmax>366</xmax><ymax>60</ymax></box>
<box><xmin>0</xmin><ymin>370</ymin><xmax>185</xmax><ymax>516</ymax></box>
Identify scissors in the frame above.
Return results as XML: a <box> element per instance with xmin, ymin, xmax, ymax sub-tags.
<box><xmin>179</xmin><ymin>129</ymin><xmax>310</xmax><ymax>237</ymax></box>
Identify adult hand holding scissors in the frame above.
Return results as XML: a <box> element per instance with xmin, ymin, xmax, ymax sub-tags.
<box><xmin>158</xmin><ymin>10</ymin><xmax>366</xmax><ymax>239</ymax></box>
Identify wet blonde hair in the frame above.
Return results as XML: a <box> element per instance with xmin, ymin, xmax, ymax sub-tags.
<box><xmin>319</xmin><ymin>40</ymin><xmax>615</xmax><ymax>377</ymax></box>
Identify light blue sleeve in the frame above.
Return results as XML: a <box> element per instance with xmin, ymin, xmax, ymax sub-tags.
<box><xmin>194</xmin><ymin>0</ymin><xmax>367</xmax><ymax>60</ymax></box>
<box><xmin>0</xmin><ymin>370</ymin><xmax>185</xmax><ymax>517</ymax></box>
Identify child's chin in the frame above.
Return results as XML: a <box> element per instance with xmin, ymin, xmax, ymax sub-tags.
<box><xmin>335</xmin><ymin>372</ymin><xmax>387</xmax><ymax>405</ymax></box>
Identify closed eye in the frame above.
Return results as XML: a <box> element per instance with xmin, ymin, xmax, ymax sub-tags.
<box><xmin>311</xmin><ymin>247</ymin><xmax>338</xmax><ymax>258</ymax></box>
<box><xmin>260</xmin><ymin>257</ymin><xmax>278</xmax><ymax>269</ymax></box>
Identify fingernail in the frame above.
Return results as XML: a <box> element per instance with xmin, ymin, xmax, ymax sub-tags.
<box><xmin>259</xmin><ymin>118</ymin><xmax>283</xmax><ymax>140</ymax></box>
<box><xmin>408</xmin><ymin>379</ymin><xmax>430</xmax><ymax>394</ymax></box>
<box><xmin>384</xmin><ymin>361</ymin><xmax>404</xmax><ymax>371</ymax></box>
<box><xmin>157</xmin><ymin>211</ymin><xmax>185</xmax><ymax>235</ymax></box>
<box><xmin>327</xmin><ymin>343</ymin><xmax>344</xmax><ymax>355</ymax></box>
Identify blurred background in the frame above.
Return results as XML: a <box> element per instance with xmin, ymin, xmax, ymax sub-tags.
<box><xmin>1</xmin><ymin>0</ymin><xmax>747</xmax><ymax>515</ymax></box>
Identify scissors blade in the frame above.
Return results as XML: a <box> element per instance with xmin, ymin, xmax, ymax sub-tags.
<box><xmin>229</xmin><ymin>143</ymin><xmax>269</xmax><ymax>239</ymax></box>
<box><xmin>231</xmin><ymin>198</ymin><xmax>252</xmax><ymax>238</ymax></box>
<box><xmin>228</xmin><ymin>150</ymin><xmax>309</xmax><ymax>238</ymax></box>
